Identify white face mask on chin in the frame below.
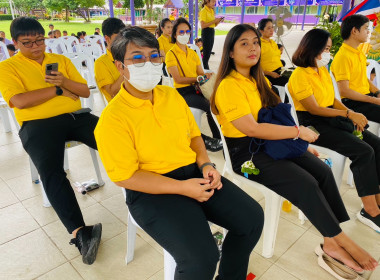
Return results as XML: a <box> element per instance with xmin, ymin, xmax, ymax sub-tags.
<box><xmin>316</xmin><ymin>52</ymin><xmax>331</xmax><ymax>68</ymax></box>
<box><xmin>122</xmin><ymin>62</ymin><xmax>163</xmax><ymax>92</ymax></box>
<box><xmin>177</xmin><ymin>34</ymin><xmax>190</xmax><ymax>45</ymax></box>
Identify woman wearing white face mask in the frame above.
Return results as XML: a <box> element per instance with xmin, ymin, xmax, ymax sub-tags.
<box><xmin>289</xmin><ymin>29</ymin><xmax>380</xmax><ymax>235</ymax></box>
<box><xmin>95</xmin><ymin>26</ymin><xmax>264</xmax><ymax>280</ymax></box>
<box><xmin>166</xmin><ymin>17</ymin><xmax>222</xmax><ymax>152</ymax></box>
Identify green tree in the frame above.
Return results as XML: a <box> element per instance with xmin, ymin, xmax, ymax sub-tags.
<box><xmin>13</xmin><ymin>0</ymin><xmax>44</xmax><ymax>16</ymax></box>
<box><xmin>43</xmin><ymin>0</ymin><xmax>77</xmax><ymax>22</ymax></box>
<box><xmin>123</xmin><ymin>0</ymin><xmax>145</xmax><ymax>9</ymax></box>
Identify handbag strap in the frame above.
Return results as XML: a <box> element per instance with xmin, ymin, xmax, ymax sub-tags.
<box><xmin>170</xmin><ymin>50</ymin><xmax>186</xmax><ymax>77</ymax></box>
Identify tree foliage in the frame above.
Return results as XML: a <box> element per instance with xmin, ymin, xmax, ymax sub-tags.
<box><xmin>123</xmin><ymin>0</ymin><xmax>145</xmax><ymax>9</ymax></box>
<box><xmin>13</xmin><ymin>0</ymin><xmax>44</xmax><ymax>15</ymax></box>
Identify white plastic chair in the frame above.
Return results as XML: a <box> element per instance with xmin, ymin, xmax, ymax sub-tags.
<box><xmin>367</xmin><ymin>59</ymin><xmax>380</xmax><ymax>87</ymax></box>
<box><xmin>211</xmin><ymin>113</ymin><xmax>281</xmax><ymax>258</ymax></box>
<box><xmin>122</xmin><ymin>188</ymin><xmax>176</xmax><ymax>280</ymax></box>
<box><xmin>0</xmin><ymin>97</ymin><xmax>17</xmax><ymax>132</ymax></box>
<box><xmin>0</xmin><ymin>41</ymin><xmax>10</xmax><ymax>61</ymax></box>
<box><xmin>45</xmin><ymin>38</ymin><xmax>67</xmax><ymax>54</ymax></box>
<box><xmin>329</xmin><ymin>72</ymin><xmax>380</xmax><ymax>186</ymax></box>
<box><xmin>64</xmin><ymin>53</ymin><xmax>97</xmax><ymax>110</ymax></box>
<box><xmin>61</xmin><ymin>36</ymin><xmax>82</xmax><ymax>53</ymax></box>
<box><xmin>85</xmin><ymin>35</ymin><xmax>106</xmax><ymax>55</ymax></box>
<box><xmin>187</xmin><ymin>44</ymin><xmax>213</xmax><ymax>73</ymax></box>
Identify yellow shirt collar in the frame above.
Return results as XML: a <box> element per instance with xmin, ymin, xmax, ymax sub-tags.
<box><xmin>229</xmin><ymin>70</ymin><xmax>255</xmax><ymax>83</ymax></box>
<box><xmin>106</xmin><ymin>49</ymin><xmax>114</xmax><ymax>62</ymax></box>
<box><xmin>341</xmin><ymin>43</ymin><xmax>361</xmax><ymax>55</ymax></box>
<box><xmin>205</xmin><ymin>6</ymin><xmax>214</xmax><ymax>13</ymax></box>
<box><xmin>173</xmin><ymin>43</ymin><xmax>188</xmax><ymax>54</ymax></box>
<box><xmin>118</xmin><ymin>82</ymin><xmax>163</xmax><ymax>108</ymax></box>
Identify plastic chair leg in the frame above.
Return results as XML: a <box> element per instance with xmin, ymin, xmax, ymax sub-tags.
<box><xmin>298</xmin><ymin>210</ymin><xmax>306</xmax><ymax>225</ymax></box>
<box><xmin>0</xmin><ymin>108</ymin><xmax>12</xmax><ymax>132</ymax></box>
<box><xmin>164</xmin><ymin>249</ymin><xmax>176</xmax><ymax>280</ymax></box>
<box><xmin>30</xmin><ymin>159</ymin><xmax>40</xmax><ymax>184</ymax></box>
<box><xmin>347</xmin><ymin>170</ymin><xmax>354</xmax><ymax>187</ymax></box>
<box><xmin>262</xmin><ymin>192</ymin><xmax>281</xmax><ymax>258</ymax></box>
<box><xmin>89</xmin><ymin>148</ymin><xmax>105</xmax><ymax>186</ymax></box>
<box><xmin>63</xmin><ymin>149</ymin><xmax>69</xmax><ymax>171</ymax></box>
<box><xmin>40</xmin><ymin>181</ymin><xmax>52</xmax><ymax>208</ymax></box>
<box><xmin>126</xmin><ymin>213</ymin><xmax>137</xmax><ymax>264</ymax></box>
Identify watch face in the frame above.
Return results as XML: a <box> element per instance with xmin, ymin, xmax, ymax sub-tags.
<box><xmin>56</xmin><ymin>87</ymin><xmax>63</xmax><ymax>95</ymax></box>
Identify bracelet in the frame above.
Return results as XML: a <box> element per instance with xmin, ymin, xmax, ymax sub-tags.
<box><xmin>293</xmin><ymin>125</ymin><xmax>300</xmax><ymax>140</ymax></box>
<box><xmin>374</xmin><ymin>90</ymin><xmax>380</xmax><ymax>97</ymax></box>
<box><xmin>346</xmin><ymin>109</ymin><xmax>350</xmax><ymax>118</ymax></box>
<box><xmin>199</xmin><ymin>162</ymin><xmax>216</xmax><ymax>173</ymax></box>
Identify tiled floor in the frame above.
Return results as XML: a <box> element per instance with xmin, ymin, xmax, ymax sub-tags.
<box><xmin>1</xmin><ymin>26</ymin><xmax>379</xmax><ymax>280</ymax></box>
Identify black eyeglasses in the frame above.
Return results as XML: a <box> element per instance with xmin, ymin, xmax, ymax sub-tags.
<box><xmin>125</xmin><ymin>53</ymin><xmax>163</xmax><ymax>67</ymax></box>
<box><xmin>18</xmin><ymin>39</ymin><xmax>45</xmax><ymax>48</ymax></box>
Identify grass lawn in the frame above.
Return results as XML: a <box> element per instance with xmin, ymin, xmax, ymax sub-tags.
<box><xmin>0</xmin><ymin>20</ymin><xmax>229</xmax><ymax>38</ymax></box>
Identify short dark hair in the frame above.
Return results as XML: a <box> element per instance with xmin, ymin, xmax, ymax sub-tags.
<box><xmin>77</xmin><ymin>31</ymin><xmax>83</xmax><ymax>37</ymax></box>
<box><xmin>341</xmin><ymin>14</ymin><xmax>369</xmax><ymax>40</ymax></box>
<box><xmin>10</xmin><ymin>17</ymin><xmax>45</xmax><ymax>41</ymax></box>
<box><xmin>171</xmin><ymin>17</ymin><xmax>191</xmax><ymax>44</ymax></box>
<box><xmin>63</xmin><ymin>30</ymin><xmax>67</xmax><ymax>33</ymax></box>
<box><xmin>111</xmin><ymin>26</ymin><xmax>159</xmax><ymax>62</ymax></box>
<box><xmin>102</xmin><ymin>17</ymin><xmax>125</xmax><ymax>37</ymax></box>
<box><xmin>6</xmin><ymin>44</ymin><xmax>15</xmax><ymax>52</ymax></box>
<box><xmin>49</xmin><ymin>24</ymin><xmax>54</xmax><ymax>27</ymax></box>
<box><xmin>258</xmin><ymin>18</ymin><xmax>273</xmax><ymax>31</ymax></box>
<box><xmin>292</xmin><ymin>29</ymin><xmax>330</xmax><ymax>68</ymax></box>
<box><xmin>48</xmin><ymin>31</ymin><xmax>53</xmax><ymax>36</ymax></box>
<box><xmin>82</xmin><ymin>31</ymin><xmax>86</xmax><ymax>36</ymax></box>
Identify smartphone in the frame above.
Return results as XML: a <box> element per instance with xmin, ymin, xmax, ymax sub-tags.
<box><xmin>307</xmin><ymin>125</ymin><xmax>320</xmax><ymax>136</ymax></box>
<box><xmin>45</xmin><ymin>63</ymin><xmax>58</xmax><ymax>76</ymax></box>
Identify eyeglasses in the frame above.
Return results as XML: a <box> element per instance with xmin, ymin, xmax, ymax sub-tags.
<box><xmin>178</xmin><ymin>30</ymin><xmax>191</xmax><ymax>35</ymax></box>
<box><xmin>125</xmin><ymin>53</ymin><xmax>163</xmax><ymax>67</ymax></box>
<box><xmin>18</xmin><ymin>39</ymin><xmax>45</xmax><ymax>48</ymax></box>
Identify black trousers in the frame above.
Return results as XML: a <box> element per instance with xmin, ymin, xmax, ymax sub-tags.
<box><xmin>19</xmin><ymin>112</ymin><xmax>99</xmax><ymax>233</ymax></box>
<box><xmin>201</xmin><ymin>27</ymin><xmax>215</xmax><ymax>70</ymax></box>
<box><xmin>226</xmin><ymin>137</ymin><xmax>349</xmax><ymax>238</ymax></box>
<box><xmin>126</xmin><ymin>163</ymin><xmax>264</xmax><ymax>280</ymax></box>
<box><xmin>177</xmin><ymin>86</ymin><xmax>220</xmax><ymax>139</ymax></box>
<box><xmin>342</xmin><ymin>97</ymin><xmax>380</xmax><ymax>123</ymax></box>
<box><xmin>298</xmin><ymin>111</ymin><xmax>380</xmax><ymax>197</ymax></box>
<box><xmin>265</xmin><ymin>67</ymin><xmax>289</xmax><ymax>87</ymax></box>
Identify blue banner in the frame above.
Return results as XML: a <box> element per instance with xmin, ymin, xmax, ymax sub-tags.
<box><xmin>237</xmin><ymin>0</ymin><xmax>260</xmax><ymax>6</ymax></box>
<box><xmin>217</xmin><ymin>0</ymin><xmax>237</xmax><ymax>7</ymax></box>
<box><xmin>316</xmin><ymin>0</ymin><xmax>344</xmax><ymax>4</ymax></box>
<box><xmin>287</xmin><ymin>0</ymin><xmax>314</xmax><ymax>5</ymax></box>
<box><xmin>262</xmin><ymin>0</ymin><xmax>285</xmax><ymax>5</ymax></box>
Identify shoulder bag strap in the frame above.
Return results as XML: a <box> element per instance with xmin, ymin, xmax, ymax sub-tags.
<box><xmin>170</xmin><ymin>49</ymin><xmax>186</xmax><ymax>77</ymax></box>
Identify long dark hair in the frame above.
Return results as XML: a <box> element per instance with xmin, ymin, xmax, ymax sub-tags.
<box><xmin>157</xmin><ymin>18</ymin><xmax>171</xmax><ymax>37</ymax></box>
<box><xmin>210</xmin><ymin>24</ymin><xmax>280</xmax><ymax>115</ymax></box>
<box><xmin>201</xmin><ymin>0</ymin><xmax>210</xmax><ymax>8</ymax></box>
<box><xmin>292</xmin><ymin>29</ymin><xmax>330</xmax><ymax>68</ymax></box>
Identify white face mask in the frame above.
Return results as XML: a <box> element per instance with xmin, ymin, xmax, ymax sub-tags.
<box><xmin>316</xmin><ymin>52</ymin><xmax>331</xmax><ymax>68</ymax></box>
<box><xmin>122</xmin><ymin>62</ymin><xmax>163</xmax><ymax>92</ymax></box>
<box><xmin>177</xmin><ymin>34</ymin><xmax>190</xmax><ymax>45</ymax></box>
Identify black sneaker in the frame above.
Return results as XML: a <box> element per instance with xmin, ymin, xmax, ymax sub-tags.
<box><xmin>356</xmin><ymin>208</ymin><xmax>380</xmax><ymax>233</ymax></box>
<box><xmin>70</xmin><ymin>223</ymin><xmax>102</xmax><ymax>264</ymax></box>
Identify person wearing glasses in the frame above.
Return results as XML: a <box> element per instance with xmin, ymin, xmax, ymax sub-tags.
<box><xmin>95</xmin><ymin>26</ymin><xmax>264</xmax><ymax>280</ymax></box>
<box><xmin>166</xmin><ymin>18</ymin><xmax>222</xmax><ymax>152</ymax></box>
<box><xmin>94</xmin><ymin>17</ymin><xmax>125</xmax><ymax>102</ymax></box>
<box><xmin>0</xmin><ymin>17</ymin><xmax>102</xmax><ymax>265</ymax></box>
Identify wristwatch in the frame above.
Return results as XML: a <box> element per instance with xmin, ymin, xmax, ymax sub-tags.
<box><xmin>374</xmin><ymin>90</ymin><xmax>380</xmax><ymax>97</ymax></box>
<box><xmin>55</xmin><ymin>86</ymin><xmax>63</xmax><ymax>96</ymax></box>
<box><xmin>199</xmin><ymin>162</ymin><xmax>216</xmax><ymax>173</ymax></box>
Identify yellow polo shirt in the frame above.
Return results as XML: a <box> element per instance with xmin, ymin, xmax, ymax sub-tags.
<box><xmin>95</xmin><ymin>84</ymin><xmax>201</xmax><ymax>182</ymax></box>
<box><xmin>288</xmin><ymin>66</ymin><xmax>335</xmax><ymax>111</ymax></box>
<box><xmin>166</xmin><ymin>44</ymin><xmax>201</xmax><ymax>88</ymax></box>
<box><xmin>0</xmin><ymin>52</ymin><xmax>85</xmax><ymax>125</ymax></box>
<box><xmin>94</xmin><ymin>49</ymin><xmax>120</xmax><ymax>103</ymax></box>
<box><xmin>260</xmin><ymin>38</ymin><xmax>283</xmax><ymax>72</ymax></box>
<box><xmin>331</xmin><ymin>43</ymin><xmax>370</xmax><ymax>97</ymax></box>
<box><xmin>199</xmin><ymin>6</ymin><xmax>215</xmax><ymax>28</ymax></box>
<box><xmin>157</xmin><ymin>35</ymin><xmax>174</xmax><ymax>55</ymax></box>
<box><xmin>215</xmin><ymin>70</ymin><xmax>264</xmax><ymax>138</ymax></box>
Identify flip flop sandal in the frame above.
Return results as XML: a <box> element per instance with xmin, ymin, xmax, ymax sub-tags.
<box><xmin>315</xmin><ymin>244</ymin><xmax>364</xmax><ymax>275</ymax></box>
<box><xmin>318</xmin><ymin>253</ymin><xmax>363</xmax><ymax>280</ymax></box>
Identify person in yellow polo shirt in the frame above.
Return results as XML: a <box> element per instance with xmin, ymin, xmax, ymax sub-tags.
<box><xmin>210</xmin><ymin>24</ymin><xmax>378</xmax><ymax>273</ymax></box>
<box><xmin>166</xmin><ymin>17</ymin><xmax>222</xmax><ymax>152</ymax></box>
<box><xmin>157</xmin><ymin>18</ymin><xmax>173</xmax><ymax>77</ymax></box>
<box><xmin>258</xmin><ymin>18</ymin><xmax>288</xmax><ymax>87</ymax></box>
<box><xmin>331</xmin><ymin>15</ymin><xmax>380</xmax><ymax>123</ymax></box>
<box><xmin>0</xmin><ymin>17</ymin><xmax>102</xmax><ymax>265</ymax></box>
<box><xmin>95</xmin><ymin>26</ymin><xmax>264</xmax><ymax>280</ymax></box>
<box><xmin>94</xmin><ymin>17</ymin><xmax>125</xmax><ymax>103</ymax></box>
<box><xmin>199</xmin><ymin>0</ymin><xmax>223</xmax><ymax>70</ymax></box>
<box><xmin>290</xmin><ymin>29</ymin><xmax>380</xmax><ymax>235</ymax></box>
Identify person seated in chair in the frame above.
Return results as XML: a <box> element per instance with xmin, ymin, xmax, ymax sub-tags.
<box><xmin>0</xmin><ymin>17</ymin><xmax>102</xmax><ymax>265</ymax></box>
<box><xmin>94</xmin><ymin>17</ymin><xmax>125</xmax><ymax>103</ymax></box>
<box><xmin>166</xmin><ymin>18</ymin><xmax>222</xmax><ymax>152</ymax></box>
<box><xmin>289</xmin><ymin>28</ymin><xmax>380</xmax><ymax>234</ymax></box>
<box><xmin>95</xmin><ymin>26</ymin><xmax>264</xmax><ymax>280</ymax></box>
<box><xmin>331</xmin><ymin>15</ymin><xmax>380</xmax><ymax>123</ymax></box>
<box><xmin>210</xmin><ymin>24</ymin><xmax>378</xmax><ymax>274</ymax></box>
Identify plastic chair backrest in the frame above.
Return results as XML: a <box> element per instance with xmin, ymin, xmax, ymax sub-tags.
<box><xmin>0</xmin><ymin>41</ymin><xmax>10</xmax><ymax>61</ymax></box>
<box><xmin>85</xmin><ymin>35</ymin><xmax>106</xmax><ymax>55</ymax></box>
<box><xmin>45</xmin><ymin>38</ymin><xmax>67</xmax><ymax>54</ymax></box>
<box><xmin>329</xmin><ymin>71</ymin><xmax>341</xmax><ymax>101</ymax></box>
<box><xmin>187</xmin><ymin>44</ymin><xmax>205</xmax><ymax>71</ymax></box>
<box><xmin>367</xmin><ymin>59</ymin><xmax>380</xmax><ymax>87</ymax></box>
<box><xmin>61</xmin><ymin>36</ymin><xmax>81</xmax><ymax>53</ymax></box>
<box><xmin>284</xmin><ymin>84</ymin><xmax>300</xmax><ymax>126</ymax></box>
<box><xmin>64</xmin><ymin>53</ymin><xmax>96</xmax><ymax>88</ymax></box>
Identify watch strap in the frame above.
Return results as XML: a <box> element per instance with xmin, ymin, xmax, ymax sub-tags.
<box><xmin>199</xmin><ymin>162</ymin><xmax>216</xmax><ymax>173</ymax></box>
